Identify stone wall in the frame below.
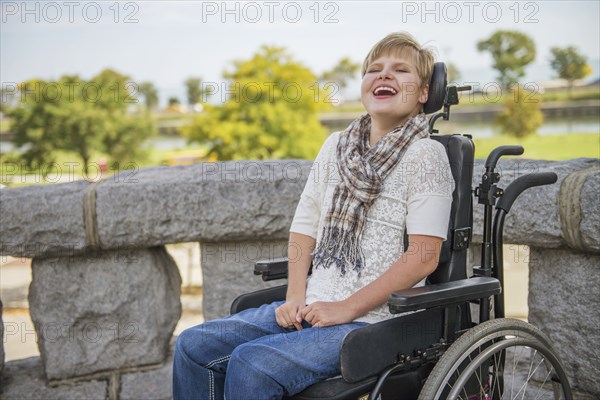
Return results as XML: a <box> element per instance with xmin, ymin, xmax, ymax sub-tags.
<box><xmin>0</xmin><ymin>157</ymin><xmax>598</xmax><ymax>398</ymax></box>
<box><xmin>528</xmin><ymin>248</ymin><xmax>600</xmax><ymax>395</ymax></box>
<box><xmin>201</xmin><ymin>240</ymin><xmax>288</xmax><ymax>320</ymax></box>
<box><xmin>3</xmin><ymin>158</ymin><xmax>597</xmax><ymax>258</ymax></box>
<box><xmin>0</xmin><ymin>161</ymin><xmax>311</xmax><ymax>258</ymax></box>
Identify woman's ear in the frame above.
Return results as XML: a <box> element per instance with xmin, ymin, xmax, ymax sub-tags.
<box><xmin>419</xmin><ymin>84</ymin><xmax>429</xmax><ymax>104</ymax></box>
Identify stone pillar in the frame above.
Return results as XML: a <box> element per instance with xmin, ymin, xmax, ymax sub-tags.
<box><xmin>28</xmin><ymin>246</ymin><xmax>181</xmax><ymax>381</ymax></box>
<box><xmin>528</xmin><ymin>247</ymin><xmax>600</xmax><ymax>396</ymax></box>
<box><xmin>201</xmin><ymin>240</ymin><xmax>288</xmax><ymax>320</ymax></box>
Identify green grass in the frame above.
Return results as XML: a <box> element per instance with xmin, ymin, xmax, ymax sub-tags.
<box><xmin>472</xmin><ymin>133</ymin><xmax>599</xmax><ymax>160</ymax></box>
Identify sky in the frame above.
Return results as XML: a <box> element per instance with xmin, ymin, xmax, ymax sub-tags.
<box><xmin>1</xmin><ymin>0</ymin><xmax>599</xmax><ymax>104</ymax></box>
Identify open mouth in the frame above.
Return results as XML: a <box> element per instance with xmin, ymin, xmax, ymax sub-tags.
<box><xmin>373</xmin><ymin>86</ymin><xmax>397</xmax><ymax>97</ymax></box>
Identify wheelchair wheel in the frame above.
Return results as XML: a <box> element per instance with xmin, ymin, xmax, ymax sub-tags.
<box><xmin>418</xmin><ymin>318</ymin><xmax>572</xmax><ymax>400</ymax></box>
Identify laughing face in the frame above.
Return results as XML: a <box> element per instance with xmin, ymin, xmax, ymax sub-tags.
<box><xmin>360</xmin><ymin>51</ymin><xmax>429</xmax><ymax>128</ymax></box>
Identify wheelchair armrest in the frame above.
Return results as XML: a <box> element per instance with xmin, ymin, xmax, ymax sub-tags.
<box><xmin>340</xmin><ymin>308</ymin><xmax>444</xmax><ymax>383</ymax></box>
<box><xmin>254</xmin><ymin>257</ymin><xmax>289</xmax><ymax>281</ymax></box>
<box><xmin>388</xmin><ymin>277</ymin><xmax>501</xmax><ymax>314</ymax></box>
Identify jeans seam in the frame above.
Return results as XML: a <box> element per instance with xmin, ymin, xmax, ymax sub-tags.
<box><xmin>204</xmin><ymin>354</ymin><xmax>230</xmax><ymax>400</ymax></box>
<box><xmin>208</xmin><ymin>370</ymin><xmax>214</xmax><ymax>400</ymax></box>
<box><xmin>203</xmin><ymin>354</ymin><xmax>231</xmax><ymax>369</ymax></box>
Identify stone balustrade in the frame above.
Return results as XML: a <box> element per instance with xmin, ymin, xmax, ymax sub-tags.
<box><xmin>0</xmin><ymin>156</ymin><xmax>598</xmax><ymax>398</ymax></box>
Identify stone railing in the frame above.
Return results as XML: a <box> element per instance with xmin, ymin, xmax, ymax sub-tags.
<box><xmin>0</xmin><ymin>157</ymin><xmax>598</xmax><ymax>398</ymax></box>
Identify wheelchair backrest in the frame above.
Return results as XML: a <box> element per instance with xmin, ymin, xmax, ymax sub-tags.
<box><xmin>427</xmin><ymin>134</ymin><xmax>474</xmax><ymax>284</ymax></box>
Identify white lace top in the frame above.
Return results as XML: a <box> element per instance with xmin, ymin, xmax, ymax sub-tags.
<box><xmin>289</xmin><ymin>131</ymin><xmax>455</xmax><ymax>323</ymax></box>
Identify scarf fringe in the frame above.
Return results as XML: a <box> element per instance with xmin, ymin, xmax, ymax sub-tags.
<box><xmin>312</xmin><ymin>224</ymin><xmax>366</xmax><ymax>276</ymax></box>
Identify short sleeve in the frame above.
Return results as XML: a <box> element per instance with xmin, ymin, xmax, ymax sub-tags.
<box><xmin>289</xmin><ymin>133</ymin><xmax>338</xmax><ymax>239</ymax></box>
<box><xmin>404</xmin><ymin>139</ymin><xmax>455</xmax><ymax>240</ymax></box>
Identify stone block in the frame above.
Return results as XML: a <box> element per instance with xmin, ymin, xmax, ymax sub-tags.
<box><xmin>202</xmin><ymin>240</ymin><xmax>288</xmax><ymax>320</ymax></box>
<box><xmin>528</xmin><ymin>247</ymin><xmax>600</xmax><ymax>396</ymax></box>
<box><xmin>96</xmin><ymin>161</ymin><xmax>311</xmax><ymax>249</ymax></box>
<box><xmin>28</xmin><ymin>246</ymin><xmax>181</xmax><ymax>380</ymax></box>
<box><xmin>120</xmin><ymin>338</ymin><xmax>175</xmax><ymax>400</ymax></box>
<box><xmin>0</xmin><ymin>356</ymin><xmax>106</xmax><ymax>399</ymax></box>
<box><xmin>0</xmin><ymin>180</ymin><xmax>89</xmax><ymax>257</ymax></box>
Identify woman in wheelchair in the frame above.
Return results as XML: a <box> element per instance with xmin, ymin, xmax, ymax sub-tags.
<box><xmin>173</xmin><ymin>32</ymin><xmax>457</xmax><ymax>400</ymax></box>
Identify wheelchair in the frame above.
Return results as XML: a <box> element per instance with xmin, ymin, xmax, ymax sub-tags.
<box><xmin>230</xmin><ymin>63</ymin><xmax>573</xmax><ymax>400</ymax></box>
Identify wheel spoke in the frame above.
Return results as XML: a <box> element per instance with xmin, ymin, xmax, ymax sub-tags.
<box><xmin>492</xmin><ymin>351</ymin><xmax>502</xmax><ymax>399</ymax></box>
<box><xmin>419</xmin><ymin>320</ymin><xmax>572</xmax><ymax>400</ymax></box>
<box><xmin>511</xmin><ymin>345</ymin><xmax>525</xmax><ymax>399</ymax></box>
<box><xmin>514</xmin><ymin>350</ymin><xmax>546</xmax><ymax>399</ymax></box>
<box><xmin>533</xmin><ymin>367</ymin><xmax>554</xmax><ymax>400</ymax></box>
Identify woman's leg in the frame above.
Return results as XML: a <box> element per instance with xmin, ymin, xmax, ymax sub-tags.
<box><xmin>224</xmin><ymin>321</ymin><xmax>368</xmax><ymax>400</ymax></box>
<box><xmin>173</xmin><ymin>301</ymin><xmax>288</xmax><ymax>400</ymax></box>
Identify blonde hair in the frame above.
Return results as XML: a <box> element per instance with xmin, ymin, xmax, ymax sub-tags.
<box><xmin>361</xmin><ymin>32</ymin><xmax>435</xmax><ymax>89</ymax></box>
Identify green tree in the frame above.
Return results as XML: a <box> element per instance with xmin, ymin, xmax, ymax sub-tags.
<box><xmin>477</xmin><ymin>31</ymin><xmax>536</xmax><ymax>89</ymax></box>
<box><xmin>8</xmin><ymin>72</ymin><xmax>156</xmax><ymax>174</ymax></box>
<box><xmin>8</xmin><ymin>78</ymin><xmax>62</xmax><ymax>168</ymax></box>
<box><xmin>184</xmin><ymin>77</ymin><xmax>201</xmax><ymax>105</ymax></box>
<box><xmin>185</xmin><ymin>77</ymin><xmax>213</xmax><ymax>105</ymax></box>
<box><xmin>496</xmin><ymin>85</ymin><xmax>543</xmax><ymax>138</ymax></box>
<box><xmin>549</xmin><ymin>46</ymin><xmax>593</xmax><ymax>99</ymax></box>
<box><xmin>320</xmin><ymin>57</ymin><xmax>360</xmax><ymax>89</ymax></box>
<box><xmin>184</xmin><ymin>45</ymin><xmax>329</xmax><ymax>160</ymax></box>
<box><xmin>89</xmin><ymin>69</ymin><xmax>138</xmax><ymax>113</ymax></box>
<box><xmin>138</xmin><ymin>82</ymin><xmax>159</xmax><ymax>111</ymax></box>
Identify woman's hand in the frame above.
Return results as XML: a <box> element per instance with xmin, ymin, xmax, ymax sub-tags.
<box><xmin>275</xmin><ymin>298</ymin><xmax>305</xmax><ymax>330</ymax></box>
<box><xmin>300</xmin><ymin>300</ymin><xmax>357</xmax><ymax>328</ymax></box>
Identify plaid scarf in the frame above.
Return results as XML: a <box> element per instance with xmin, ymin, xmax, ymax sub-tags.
<box><xmin>311</xmin><ymin>112</ymin><xmax>429</xmax><ymax>275</ymax></box>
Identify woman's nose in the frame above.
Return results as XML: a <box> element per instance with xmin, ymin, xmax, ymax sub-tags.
<box><xmin>377</xmin><ymin>69</ymin><xmax>392</xmax><ymax>80</ymax></box>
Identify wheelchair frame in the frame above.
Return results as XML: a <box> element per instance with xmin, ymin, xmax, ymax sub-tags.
<box><xmin>230</xmin><ymin>63</ymin><xmax>572</xmax><ymax>400</ymax></box>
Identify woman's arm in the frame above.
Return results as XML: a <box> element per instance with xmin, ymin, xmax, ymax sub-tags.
<box><xmin>343</xmin><ymin>234</ymin><xmax>441</xmax><ymax>318</ymax></box>
<box><xmin>301</xmin><ymin>234</ymin><xmax>442</xmax><ymax>327</ymax></box>
<box><xmin>278</xmin><ymin>134</ymin><xmax>340</xmax><ymax>329</ymax></box>
<box><xmin>274</xmin><ymin>232</ymin><xmax>315</xmax><ymax>330</ymax></box>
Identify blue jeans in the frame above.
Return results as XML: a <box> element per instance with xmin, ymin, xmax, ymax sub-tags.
<box><xmin>173</xmin><ymin>301</ymin><xmax>368</xmax><ymax>400</ymax></box>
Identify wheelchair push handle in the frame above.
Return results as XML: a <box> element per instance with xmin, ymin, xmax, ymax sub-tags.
<box><xmin>485</xmin><ymin>145</ymin><xmax>524</xmax><ymax>169</ymax></box>
<box><xmin>496</xmin><ymin>172</ymin><xmax>558</xmax><ymax>213</ymax></box>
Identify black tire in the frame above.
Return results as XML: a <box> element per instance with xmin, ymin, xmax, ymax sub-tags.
<box><xmin>418</xmin><ymin>318</ymin><xmax>572</xmax><ymax>400</ymax></box>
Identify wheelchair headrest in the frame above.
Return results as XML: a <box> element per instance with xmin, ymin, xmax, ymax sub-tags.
<box><xmin>423</xmin><ymin>62</ymin><xmax>447</xmax><ymax>114</ymax></box>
